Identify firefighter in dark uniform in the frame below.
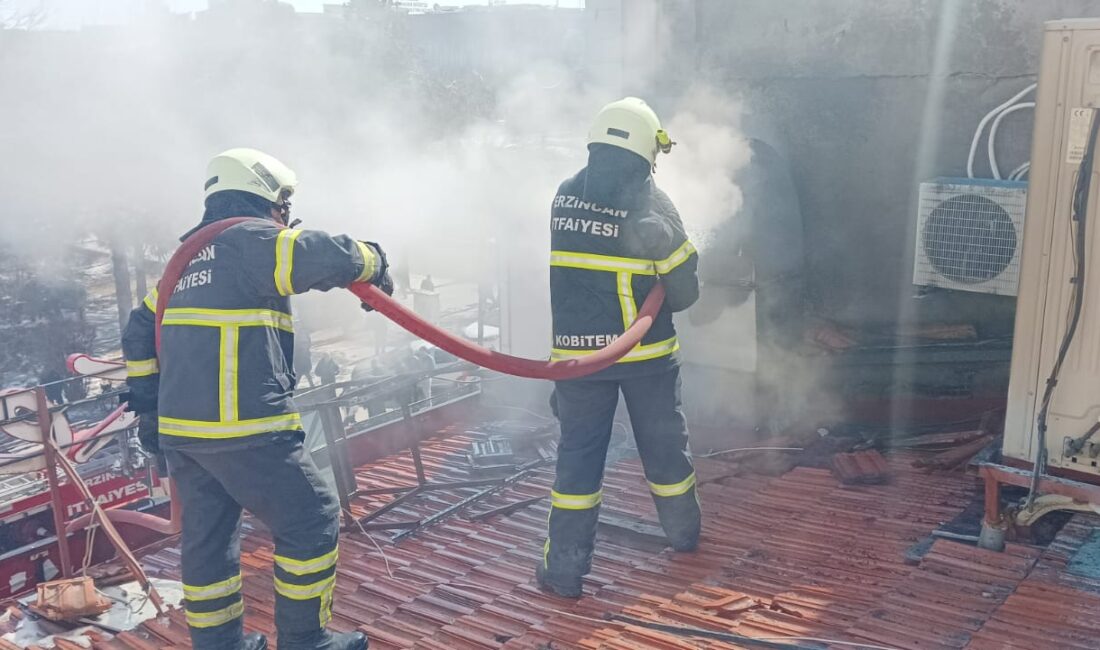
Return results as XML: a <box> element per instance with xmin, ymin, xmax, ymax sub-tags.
<box><xmin>123</xmin><ymin>149</ymin><xmax>389</xmax><ymax>650</ymax></box>
<box><xmin>538</xmin><ymin>98</ymin><xmax>702</xmax><ymax>598</ymax></box>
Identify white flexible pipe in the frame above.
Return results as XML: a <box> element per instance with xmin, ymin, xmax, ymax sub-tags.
<box><xmin>989</xmin><ymin>102</ymin><xmax>1036</xmax><ymax>179</ymax></box>
<box><xmin>967</xmin><ymin>83</ymin><xmax>1037</xmax><ymax>179</ymax></box>
<box><xmin>1008</xmin><ymin>161</ymin><xmax>1030</xmax><ymax>181</ymax></box>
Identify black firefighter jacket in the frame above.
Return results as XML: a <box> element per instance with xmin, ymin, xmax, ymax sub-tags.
<box><xmin>549</xmin><ymin>145</ymin><xmax>700</xmax><ymax>380</ymax></box>
<box><xmin>122</xmin><ymin>217</ymin><xmax>380</xmax><ymax>449</ymax></box>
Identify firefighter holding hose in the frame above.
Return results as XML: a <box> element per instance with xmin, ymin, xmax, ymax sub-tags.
<box><xmin>538</xmin><ymin>98</ymin><xmax>702</xmax><ymax>597</ymax></box>
<box><xmin>122</xmin><ymin>149</ymin><xmax>390</xmax><ymax>650</ymax></box>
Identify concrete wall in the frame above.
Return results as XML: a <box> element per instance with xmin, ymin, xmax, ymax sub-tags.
<box><xmin>409</xmin><ymin>7</ymin><xmax>585</xmax><ymax>78</ymax></box>
<box><xmin>608</xmin><ymin>0</ymin><xmax>1100</xmax><ymax>334</ymax></box>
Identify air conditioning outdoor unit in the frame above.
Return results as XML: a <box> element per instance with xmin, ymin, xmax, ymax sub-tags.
<box><xmin>1004</xmin><ymin>18</ymin><xmax>1100</xmax><ymax>481</ymax></box>
<box><xmin>913</xmin><ymin>178</ymin><xmax>1028</xmax><ymax>296</ymax></box>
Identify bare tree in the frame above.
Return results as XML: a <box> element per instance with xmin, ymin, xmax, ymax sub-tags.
<box><xmin>0</xmin><ymin>0</ymin><xmax>46</xmax><ymax>30</ymax></box>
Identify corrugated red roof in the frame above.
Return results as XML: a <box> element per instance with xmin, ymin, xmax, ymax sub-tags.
<box><xmin>72</xmin><ymin>433</ymin><xmax>1100</xmax><ymax>649</ymax></box>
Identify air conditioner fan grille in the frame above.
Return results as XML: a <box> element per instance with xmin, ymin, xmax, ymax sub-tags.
<box><xmin>921</xmin><ymin>193</ymin><xmax>1018</xmax><ymax>284</ymax></box>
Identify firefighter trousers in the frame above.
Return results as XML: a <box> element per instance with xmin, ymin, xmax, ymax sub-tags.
<box><xmin>164</xmin><ymin>432</ymin><xmax>341</xmax><ymax>650</ymax></box>
<box><xmin>543</xmin><ymin>366</ymin><xmax>701</xmax><ymax>582</ymax></box>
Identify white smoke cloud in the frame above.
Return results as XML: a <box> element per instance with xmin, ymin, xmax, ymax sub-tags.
<box><xmin>660</xmin><ymin>85</ymin><xmax>752</xmax><ymax>245</ymax></box>
<box><xmin>0</xmin><ymin>6</ymin><xmax>755</xmax><ymax>376</ymax></box>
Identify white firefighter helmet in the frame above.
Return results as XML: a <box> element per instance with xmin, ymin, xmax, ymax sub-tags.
<box><xmin>587</xmin><ymin>97</ymin><xmax>674</xmax><ymax>166</ymax></box>
<box><xmin>204</xmin><ymin>148</ymin><xmax>298</xmax><ymax>204</ymax></box>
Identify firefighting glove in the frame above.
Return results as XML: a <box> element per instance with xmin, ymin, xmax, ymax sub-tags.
<box><xmin>360</xmin><ymin>241</ymin><xmax>395</xmax><ymax>313</ymax></box>
<box><xmin>637</xmin><ymin>215</ymin><xmax>675</xmax><ymax>254</ymax></box>
<box><xmin>137</xmin><ymin>412</ymin><xmax>160</xmax><ymax>455</ymax></box>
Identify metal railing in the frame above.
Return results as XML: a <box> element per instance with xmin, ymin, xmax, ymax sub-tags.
<box><xmin>0</xmin><ymin>360</ymin><xmax>483</xmax><ymax>584</ymax></box>
<box><xmin>292</xmin><ymin>362</ymin><xmax>483</xmax><ymax>526</ymax></box>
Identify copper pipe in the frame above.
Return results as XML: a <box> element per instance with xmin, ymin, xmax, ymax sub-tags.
<box><xmin>983</xmin><ymin>467</ymin><xmax>1001</xmax><ymax>525</ymax></box>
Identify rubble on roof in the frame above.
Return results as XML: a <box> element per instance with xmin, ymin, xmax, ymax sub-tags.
<box><xmin>831</xmin><ymin>449</ymin><xmax>890</xmax><ymax>485</ymax></box>
<box><xmin>1</xmin><ymin>578</ymin><xmax>182</xmax><ymax>650</ymax></box>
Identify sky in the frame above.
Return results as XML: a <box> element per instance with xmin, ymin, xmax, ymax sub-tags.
<box><xmin>167</xmin><ymin>0</ymin><xmax>584</xmax><ymax>11</ymax></box>
<box><xmin>9</xmin><ymin>0</ymin><xmax>585</xmax><ymax>30</ymax></box>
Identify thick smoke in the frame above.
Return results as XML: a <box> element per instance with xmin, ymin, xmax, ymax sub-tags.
<box><xmin>660</xmin><ymin>85</ymin><xmax>751</xmax><ymax>253</ymax></box>
<box><xmin>0</xmin><ymin>4</ymin><xmax>777</xmax><ymax>430</ymax></box>
<box><xmin>0</xmin><ymin>7</ymin><xmax>748</xmax><ymax>326</ymax></box>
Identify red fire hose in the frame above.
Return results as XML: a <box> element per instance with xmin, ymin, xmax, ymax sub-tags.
<box><xmin>155</xmin><ymin>217</ymin><xmax>664</xmax><ymax>380</ymax></box>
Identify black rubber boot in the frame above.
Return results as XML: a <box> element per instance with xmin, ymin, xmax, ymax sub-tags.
<box><xmin>654</xmin><ymin>491</ymin><xmax>701</xmax><ymax>552</ymax></box>
<box><xmin>243</xmin><ymin>632</ymin><xmax>268</xmax><ymax>650</ymax></box>
<box><xmin>278</xmin><ymin>630</ymin><xmax>368</xmax><ymax>650</ymax></box>
<box><xmin>535</xmin><ymin>561</ymin><xmax>583</xmax><ymax>599</ymax></box>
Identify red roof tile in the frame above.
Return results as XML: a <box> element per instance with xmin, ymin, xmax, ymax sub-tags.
<box><xmin>39</xmin><ymin>431</ymin><xmax>1100</xmax><ymax>650</ymax></box>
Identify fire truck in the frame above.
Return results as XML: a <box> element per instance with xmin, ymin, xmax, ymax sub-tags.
<box><xmin>0</xmin><ymin>355</ymin><xmax>166</xmax><ymax>600</ymax></box>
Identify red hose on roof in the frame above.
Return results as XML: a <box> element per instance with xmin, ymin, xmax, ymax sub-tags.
<box><xmin>155</xmin><ymin>217</ymin><xmax>664</xmax><ymax>380</ymax></box>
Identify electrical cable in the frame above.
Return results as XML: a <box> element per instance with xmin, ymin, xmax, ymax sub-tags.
<box><xmin>968</xmin><ymin>83</ymin><xmax>1037</xmax><ymax>179</ymax></box>
<box><xmin>988</xmin><ymin>101</ymin><xmax>1036</xmax><ymax>179</ymax></box>
<box><xmin>1067</xmin><ymin>420</ymin><xmax>1100</xmax><ymax>456</ymax></box>
<box><xmin>700</xmin><ymin>446</ymin><xmax>804</xmax><ymax>458</ymax></box>
<box><xmin>347</xmin><ymin>508</ymin><xmax>532</xmax><ymax>596</ymax></box>
<box><xmin>1027</xmin><ymin>107</ymin><xmax>1100</xmax><ymax>509</ymax></box>
<box><xmin>99</xmin><ymin>590</ymin><xmax>151</xmax><ymax>616</ymax></box>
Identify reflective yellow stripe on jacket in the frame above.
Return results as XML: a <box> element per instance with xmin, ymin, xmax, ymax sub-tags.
<box><xmin>655</xmin><ymin>241</ymin><xmax>697</xmax><ymax>275</ymax></box>
<box><xmin>550</xmin><ymin>337</ymin><xmax>680</xmax><ymax>364</ymax></box>
<box><xmin>274</xmin><ymin>228</ymin><xmax>303</xmax><ymax>296</ymax></box>
<box><xmin>354</xmin><ymin>241</ymin><xmax>378</xmax><ymax>283</ymax></box>
<box><xmin>550</xmin><ymin>247</ymin><xmax>691</xmax><ymax>363</ymax></box>
<box><xmin>142</xmin><ymin>286</ymin><xmax>159</xmax><ymax>312</ymax></box>
<box><xmin>161</xmin><ymin>306</ymin><xmax>299</xmax><ymax>440</ymax></box>
<box><xmin>616</xmin><ymin>271</ymin><xmax>637</xmax><ymax>330</ymax></box>
<box><xmin>550</xmin><ymin>251</ymin><xmax>657</xmax><ymax>275</ymax></box>
<box><xmin>160</xmin><ymin>413</ymin><xmax>302</xmax><ymax>439</ymax></box>
<box><xmin>550</xmin><ymin>243</ymin><xmax>696</xmax><ymax>277</ymax></box>
<box><xmin>162</xmin><ymin>308</ymin><xmax>293</xmax><ymax>331</ymax></box>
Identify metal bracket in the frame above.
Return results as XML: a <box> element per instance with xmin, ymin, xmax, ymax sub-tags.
<box><xmin>980</xmin><ymin>462</ymin><xmax>1100</xmax><ymax>550</ymax></box>
<box><xmin>1012</xmin><ymin>493</ymin><xmax>1096</xmax><ymax>527</ymax></box>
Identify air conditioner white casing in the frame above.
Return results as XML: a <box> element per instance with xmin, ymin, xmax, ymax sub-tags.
<box><xmin>1005</xmin><ymin>18</ymin><xmax>1100</xmax><ymax>480</ymax></box>
<box><xmin>913</xmin><ymin>178</ymin><xmax>1028</xmax><ymax>296</ymax></box>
